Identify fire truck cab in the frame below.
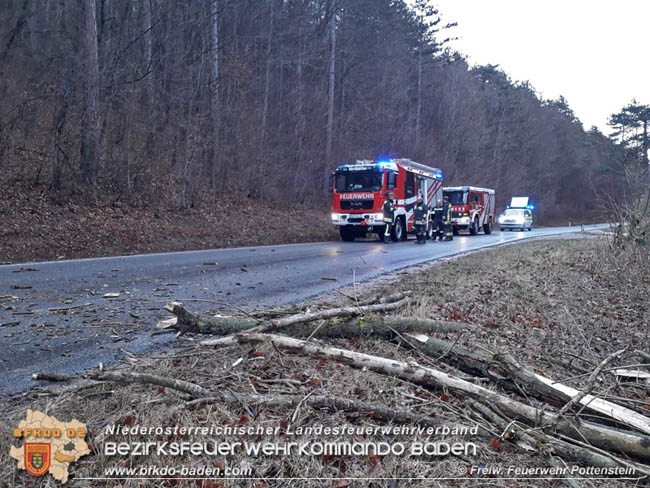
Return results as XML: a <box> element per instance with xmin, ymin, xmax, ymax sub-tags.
<box><xmin>331</xmin><ymin>159</ymin><xmax>444</xmax><ymax>241</ymax></box>
<box><xmin>442</xmin><ymin>186</ymin><xmax>495</xmax><ymax>235</ymax></box>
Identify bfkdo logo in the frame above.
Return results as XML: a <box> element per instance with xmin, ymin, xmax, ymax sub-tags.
<box><xmin>25</xmin><ymin>443</ymin><xmax>51</xmax><ymax>476</ymax></box>
<box><xmin>10</xmin><ymin>410</ymin><xmax>90</xmax><ymax>484</ymax></box>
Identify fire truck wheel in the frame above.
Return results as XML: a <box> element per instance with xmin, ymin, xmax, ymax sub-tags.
<box><xmin>483</xmin><ymin>220</ymin><xmax>492</xmax><ymax>235</ymax></box>
<box><xmin>391</xmin><ymin>218</ymin><xmax>404</xmax><ymax>242</ymax></box>
<box><xmin>339</xmin><ymin>226</ymin><xmax>356</xmax><ymax>242</ymax></box>
<box><xmin>469</xmin><ymin>217</ymin><xmax>479</xmax><ymax>235</ymax></box>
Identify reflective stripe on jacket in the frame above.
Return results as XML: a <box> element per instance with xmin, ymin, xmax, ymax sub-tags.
<box><xmin>413</xmin><ymin>203</ymin><xmax>428</xmax><ymax>225</ymax></box>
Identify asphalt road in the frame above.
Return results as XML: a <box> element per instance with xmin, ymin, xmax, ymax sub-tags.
<box><xmin>0</xmin><ymin>224</ymin><xmax>607</xmax><ymax>397</ymax></box>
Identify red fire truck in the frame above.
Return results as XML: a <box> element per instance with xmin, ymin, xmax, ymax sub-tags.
<box><xmin>331</xmin><ymin>159</ymin><xmax>444</xmax><ymax>241</ymax></box>
<box><xmin>442</xmin><ymin>186</ymin><xmax>495</xmax><ymax>235</ymax></box>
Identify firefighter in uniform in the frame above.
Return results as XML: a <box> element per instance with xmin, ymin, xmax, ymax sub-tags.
<box><xmin>413</xmin><ymin>194</ymin><xmax>428</xmax><ymax>244</ymax></box>
<box><xmin>382</xmin><ymin>192</ymin><xmax>396</xmax><ymax>243</ymax></box>
<box><xmin>431</xmin><ymin>199</ymin><xmax>444</xmax><ymax>241</ymax></box>
<box><xmin>442</xmin><ymin>195</ymin><xmax>453</xmax><ymax>241</ymax></box>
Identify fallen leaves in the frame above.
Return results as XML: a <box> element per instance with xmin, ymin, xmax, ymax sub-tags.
<box><xmin>0</xmin><ymin>186</ymin><xmax>337</xmax><ymax>264</ymax></box>
<box><xmin>489</xmin><ymin>438</ymin><xmax>503</xmax><ymax>452</ymax></box>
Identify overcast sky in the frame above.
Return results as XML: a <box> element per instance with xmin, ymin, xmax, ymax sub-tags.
<box><xmin>429</xmin><ymin>0</ymin><xmax>650</xmax><ymax>134</ymax></box>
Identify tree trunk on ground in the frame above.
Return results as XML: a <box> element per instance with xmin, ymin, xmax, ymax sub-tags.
<box><xmin>236</xmin><ymin>333</ymin><xmax>650</xmax><ymax>462</ymax></box>
<box><xmin>164</xmin><ymin>303</ymin><xmax>259</xmax><ymax>335</ymax></box>
<box><xmin>402</xmin><ymin>336</ymin><xmax>650</xmax><ymax>436</ymax></box>
<box><xmin>166</xmin><ymin>302</ymin><xmax>650</xmax><ymax>440</ymax></box>
<box><xmin>166</xmin><ymin>297</ymin><xmax>411</xmax><ymax>338</ymax></box>
<box><xmin>284</xmin><ymin>315</ymin><xmax>465</xmax><ymax>339</ymax></box>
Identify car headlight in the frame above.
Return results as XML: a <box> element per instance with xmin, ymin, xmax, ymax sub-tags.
<box><xmin>498</xmin><ymin>216</ymin><xmax>505</xmax><ymax>224</ymax></box>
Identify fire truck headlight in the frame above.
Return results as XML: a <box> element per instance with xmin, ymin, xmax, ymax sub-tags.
<box><xmin>331</xmin><ymin>213</ymin><xmax>340</xmax><ymax>222</ymax></box>
<box><xmin>372</xmin><ymin>213</ymin><xmax>383</xmax><ymax>222</ymax></box>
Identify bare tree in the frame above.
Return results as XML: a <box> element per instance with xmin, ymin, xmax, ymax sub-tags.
<box><xmin>209</xmin><ymin>0</ymin><xmax>220</xmax><ymax>186</ymax></box>
<box><xmin>0</xmin><ymin>0</ymin><xmax>626</xmax><ymax>219</ymax></box>
<box><xmin>79</xmin><ymin>0</ymin><xmax>100</xmax><ymax>185</ymax></box>
<box><xmin>325</xmin><ymin>6</ymin><xmax>336</xmax><ymax>171</ymax></box>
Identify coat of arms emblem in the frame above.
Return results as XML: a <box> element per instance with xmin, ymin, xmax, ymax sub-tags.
<box><xmin>25</xmin><ymin>443</ymin><xmax>51</xmax><ymax>476</ymax></box>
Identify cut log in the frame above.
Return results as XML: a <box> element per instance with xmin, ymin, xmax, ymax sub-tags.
<box><xmin>164</xmin><ymin>302</ymin><xmax>260</xmax><ymax>335</ymax></box>
<box><xmin>400</xmin><ymin>335</ymin><xmax>575</xmax><ymax>405</ymax></box>
<box><xmin>534</xmin><ymin>372</ymin><xmax>650</xmax><ymax>436</ymax></box>
<box><xmin>404</xmin><ymin>336</ymin><xmax>650</xmax><ymax>436</ymax></box>
<box><xmin>554</xmin><ymin>348</ymin><xmax>626</xmax><ymax>421</ymax></box>
<box><xmin>283</xmin><ymin>315</ymin><xmax>464</xmax><ymax>339</ymax></box>
<box><xmin>237</xmin><ymin>333</ymin><xmax>650</xmax><ymax>462</ymax></box>
<box><xmin>198</xmin><ymin>315</ymin><xmax>463</xmax><ymax>346</ymax></box>
<box><xmin>166</xmin><ymin>298</ymin><xmax>412</xmax><ymax>338</ymax></box>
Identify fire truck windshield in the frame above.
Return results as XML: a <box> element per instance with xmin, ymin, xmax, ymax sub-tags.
<box><xmin>335</xmin><ymin>170</ymin><xmax>383</xmax><ymax>193</ymax></box>
<box><xmin>444</xmin><ymin>190</ymin><xmax>467</xmax><ymax>205</ymax></box>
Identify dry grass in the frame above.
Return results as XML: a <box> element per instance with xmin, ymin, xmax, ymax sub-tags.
<box><xmin>1</xmin><ymin>237</ymin><xmax>648</xmax><ymax>487</ymax></box>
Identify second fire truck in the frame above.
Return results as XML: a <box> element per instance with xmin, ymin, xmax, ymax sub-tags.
<box><xmin>442</xmin><ymin>186</ymin><xmax>496</xmax><ymax>235</ymax></box>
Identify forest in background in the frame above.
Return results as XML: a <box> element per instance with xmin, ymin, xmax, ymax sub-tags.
<box><xmin>1</xmin><ymin>0</ymin><xmax>648</xmax><ymax>219</ymax></box>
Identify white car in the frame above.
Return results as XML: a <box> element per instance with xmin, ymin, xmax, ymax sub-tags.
<box><xmin>498</xmin><ymin>208</ymin><xmax>533</xmax><ymax>231</ymax></box>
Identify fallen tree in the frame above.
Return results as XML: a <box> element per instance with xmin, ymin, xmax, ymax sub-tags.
<box><xmin>160</xmin><ymin>299</ymin><xmax>650</xmax><ymax>453</ymax></box>
<box><xmin>397</xmin><ymin>334</ymin><xmax>650</xmax><ymax>435</ymax></box>
<box><xmin>33</xmin><ymin>330</ymin><xmax>650</xmax><ymax>480</ymax></box>
<box><xmin>160</xmin><ymin>295</ymin><xmax>413</xmax><ymax>336</ymax></box>
<box><xmin>233</xmin><ymin>333</ymin><xmax>650</xmax><ymax>465</ymax></box>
